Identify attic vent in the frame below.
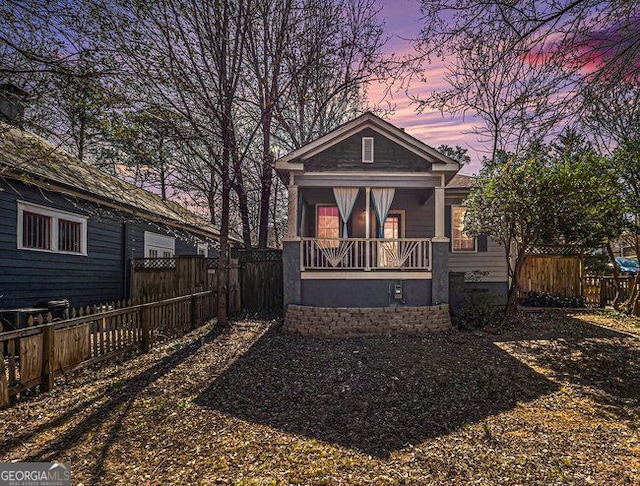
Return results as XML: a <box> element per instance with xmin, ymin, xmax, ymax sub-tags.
<box><xmin>362</xmin><ymin>137</ymin><xmax>374</xmax><ymax>163</ymax></box>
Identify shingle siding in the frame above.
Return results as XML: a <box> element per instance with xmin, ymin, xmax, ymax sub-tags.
<box><xmin>304</xmin><ymin>128</ymin><xmax>431</xmax><ymax>172</ymax></box>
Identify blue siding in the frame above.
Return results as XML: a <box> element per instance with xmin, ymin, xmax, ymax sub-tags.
<box><xmin>0</xmin><ymin>182</ymin><xmax>124</xmax><ymax>309</ymax></box>
<box><xmin>301</xmin><ymin>279</ymin><xmax>431</xmax><ymax>307</ymax></box>
<box><xmin>0</xmin><ymin>181</ymin><xmax>216</xmax><ymax>311</ymax></box>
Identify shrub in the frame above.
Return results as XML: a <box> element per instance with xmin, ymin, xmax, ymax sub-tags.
<box><xmin>521</xmin><ymin>292</ymin><xmax>586</xmax><ymax>308</ymax></box>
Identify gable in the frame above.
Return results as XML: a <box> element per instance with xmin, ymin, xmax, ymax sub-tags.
<box><xmin>304</xmin><ymin>128</ymin><xmax>431</xmax><ymax>172</ymax></box>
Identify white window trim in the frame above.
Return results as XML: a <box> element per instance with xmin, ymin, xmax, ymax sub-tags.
<box><xmin>144</xmin><ymin>231</ymin><xmax>175</xmax><ymax>258</ymax></box>
<box><xmin>451</xmin><ymin>204</ymin><xmax>477</xmax><ymax>253</ymax></box>
<box><xmin>362</xmin><ymin>137</ymin><xmax>374</xmax><ymax>163</ymax></box>
<box><xmin>17</xmin><ymin>201</ymin><xmax>88</xmax><ymax>256</ymax></box>
<box><xmin>197</xmin><ymin>242</ymin><xmax>209</xmax><ymax>257</ymax></box>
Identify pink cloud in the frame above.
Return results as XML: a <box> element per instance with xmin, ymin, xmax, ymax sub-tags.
<box><xmin>369</xmin><ymin>1</ymin><xmax>491</xmax><ymax>174</ymax></box>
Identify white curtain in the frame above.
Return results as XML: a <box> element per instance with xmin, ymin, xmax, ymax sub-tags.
<box><xmin>333</xmin><ymin>187</ymin><xmax>359</xmax><ymax>238</ymax></box>
<box><xmin>371</xmin><ymin>188</ymin><xmax>395</xmax><ymax>238</ymax></box>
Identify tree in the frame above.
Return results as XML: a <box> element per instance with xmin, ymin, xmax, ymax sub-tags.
<box><xmin>465</xmin><ymin>138</ymin><xmax>625</xmax><ymax>316</ymax></box>
<box><xmin>436</xmin><ymin>144</ymin><xmax>470</xmax><ymax>167</ymax></box>
<box><xmin>414</xmin><ymin>21</ymin><xmax>567</xmax><ymax>162</ymax></box>
<box><xmin>416</xmin><ymin>0</ymin><xmax>639</xmax><ymax>94</ymax></box>
<box><xmin>611</xmin><ymin>140</ymin><xmax>640</xmax><ymax>314</ymax></box>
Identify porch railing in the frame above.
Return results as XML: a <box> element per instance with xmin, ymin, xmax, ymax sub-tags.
<box><xmin>301</xmin><ymin>238</ymin><xmax>431</xmax><ymax>271</ymax></box>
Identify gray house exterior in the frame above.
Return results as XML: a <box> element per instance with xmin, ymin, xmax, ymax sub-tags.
<box><xmin>0</xmin><ymin>123</ymin><xmax>223</xmax><ymax>311</ymax></box>
<box><xmin>276</xmin><ymin>113</ymin><xmax>508</xmax><ymax>337</ymax></box>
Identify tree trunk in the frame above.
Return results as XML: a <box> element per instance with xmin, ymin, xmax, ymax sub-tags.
<box><xmin>605</xmin><ymin>242</ymin><xmax>624</xmax><ymax>309</ymax></box>
<box><xmin>505</xmin><ymin>250</ymin><xmax>526</xmax><ymax>317</ymax></box>
<box><xmin>258</xmin><ymin>115</ymin><xmax>273</xmax><ymax>248</ymax></box>
<box><xmin>232</xmin><ymin>177</ymin><xmax>253</xmax><ymax>248</ymax></box>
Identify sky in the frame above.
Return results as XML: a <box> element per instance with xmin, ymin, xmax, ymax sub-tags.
<box><xmin>371</xmin><ymin>0</ymin><xmax>486</xmax><ymax>174</ymax></box>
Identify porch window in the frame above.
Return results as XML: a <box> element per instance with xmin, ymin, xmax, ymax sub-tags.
<box><xmin>452</xmin><ymin>205</ymin><xmax>476</xmax><ymax>252</ymax></box>
<box><xmin>17</xmin><ymin>201</ymin><xmax>87</xmax><ymax>255</ymax></box>
<box><xmin>379</xmin><ymin>212</ymin><xmax>403</xmax><ymax>267</ymax></box>
<box><xmin>316</xmin><ymin>205</ymin><xmax>340</xmax><ymax>240</ymax></box>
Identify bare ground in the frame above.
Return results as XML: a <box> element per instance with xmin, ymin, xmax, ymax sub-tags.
<box><xmin>0</xmin><ymin>310</ymin><xmax>638</xmax><ymax>485</ymax></box>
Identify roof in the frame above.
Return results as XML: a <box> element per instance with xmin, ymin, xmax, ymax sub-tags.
<box><xmin>275</xmin><ymin>112</ymin><xmax>460</xmax><ymax>173</ymax></box>
<box><xmin>446</xmin><ymin>174</ymin><xmax>476</xmax><ymax>189</ymax></box>
<box><xmin>0</xmin><ymin>123</ymin><xmax>232</xmax><ymax>242</ymax></box>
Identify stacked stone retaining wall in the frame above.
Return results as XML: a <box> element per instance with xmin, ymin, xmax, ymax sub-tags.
<box><xmin>283</xmin><ymin>304</ymin><xmax>451</xmax><ymax>338</ymax></box>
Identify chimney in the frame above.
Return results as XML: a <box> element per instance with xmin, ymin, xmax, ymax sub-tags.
<box><xmin>0</xmin><ymin>83</ymin><xmax>30</xmax><ymax>124</ymax></box>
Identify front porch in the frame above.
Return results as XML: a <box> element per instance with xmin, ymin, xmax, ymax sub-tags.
<box><xmin>283</xmin><ymin>182</ymin><xmax>451</xmax><ymax>308</ymax></box>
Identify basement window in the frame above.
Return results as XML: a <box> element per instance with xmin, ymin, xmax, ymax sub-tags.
<box><xmin>17</xmin><ymin>201</ymin><xmax>87</xmax><ymax>255</ymax></box>
<box><xmin>362</xmin><ymin>137</ymin><xmax>374</xmax><ymax>163</ymax></box>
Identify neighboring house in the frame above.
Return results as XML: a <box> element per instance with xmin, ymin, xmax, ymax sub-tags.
<box><xmin>0</xmin><ymin>122</ymin><xmax>226</xmax><ymax>311</ymax></box>
<box><xmin>276</xmin><ymin>113</ymin><xmax>508</xmax><ymax>336</ymax></box>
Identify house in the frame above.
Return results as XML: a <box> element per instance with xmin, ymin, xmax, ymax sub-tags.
<box><xmin>0</xmin><ymin>121</ymin><xmax>226</xmax><ymax>313</ymax></box>
<box><xmin>275</xmin><ymin>113</ymin><xmax>508</xmax><ymax>337</ymax></box>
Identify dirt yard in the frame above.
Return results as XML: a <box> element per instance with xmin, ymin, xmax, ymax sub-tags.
<box><xmin>0</xmin><ymin>310</ymin><xmax>638</xmax><ymax>485</ymax></box>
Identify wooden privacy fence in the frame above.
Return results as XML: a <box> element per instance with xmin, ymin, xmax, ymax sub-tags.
<box><xmin>238</xmin><ymin>249</ymin><xmax>283</xmax><ymax>315</ymax></box>
<box><xmin>0</xmin><ymin>290</ymin><xmax>215</xmax><ymax>408</ymax></box>
<box><xmin>130</xmin><ymin>251</ymin><xmax>283</xmax><ymax>316</ymax></box>
<box><xmin>583</xmin><ymin>275</ymin><xmax>638</xmax><ymax>308</ymax></box>
<box><xmin>130</xmin><ymin>256</ymin><xmax>211</xmax><ymax>301</ymax></box>
<box><xmin>519</xmin><ymin>252</ymin><xmax>583</xmax><ymax>299</ymax></box>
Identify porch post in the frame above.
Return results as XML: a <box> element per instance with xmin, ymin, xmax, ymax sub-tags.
<box><xmin>365</xmin><ymin>187</ymin><xmax>371</xmax><ymax>270</ymax></box>
<box><xmin>283</xmin><ymin>174</ymin><xmax>301</xmax><ymax>308</ymax></box>
<box><xmin>434</xmin><ymin>186</ymin><xmax>445</xmax><ymax>238</ymax></box>
<box><xmin>432</xmin><ymin>185</ymin><xmax>449</xmax><ymax>304</ymax></box>
<box><xmin>287</xmin><ymin>181</ymin><xmax>298</xmax><ymax>239</ymax></box>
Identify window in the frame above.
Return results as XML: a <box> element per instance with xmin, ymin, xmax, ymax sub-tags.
<box><xmin>362</xmin><ymin>137</ymin><xmax>374</xmax><ymax>163</ymax></box>
<box><xmin>379</xmin><ymin>212</ymin><xmax>404</xmax><ymax>267</ymax></box>
<box><xmin>316</xmin><ymin>205</ymin><xmax>340</xmax><ymax>239</ymax></box>
<box><xmin>383</xmin><ymin>214</ymin><xmax>401</xmax><ymax>239</ymax></box>
<box><xmin>197</xmin><ymin>243</ymin><xmax>209</xmax><ymax>257</ymax></box>
<box><xmin>452</xmin><ymin>205</ymin><xmax>476</xmax><ymax>252</ymax></box>
<box><xmin>144</xmin><ymin>231</ymin><xmax>175</xmax><ymax>258</ymax></box>
<box><xmin>17</xmin><ymin>201</ymin><xmax>87</xmax><ymax>255</ymax></box>
<box><xmin>58</xmin><ymin>219</ymin><xmax>82</xmax><ymax>253</ymax></box>
<box><xmin>22</xmin><ymin>211</ymin><xmax>51</xmax><ymax>250</ymax></box>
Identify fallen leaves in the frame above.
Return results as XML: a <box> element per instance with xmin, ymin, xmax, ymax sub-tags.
<box><xmin>0</xmin><ymin>312</ymin><xmax>638</xmax><ymax>485</ymax></box>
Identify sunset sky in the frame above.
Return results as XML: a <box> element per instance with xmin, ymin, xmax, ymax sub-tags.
<box><xmin>373</xmin><ymin>0</ymin><xmax>486</xmax><ymax>174</ymax></box>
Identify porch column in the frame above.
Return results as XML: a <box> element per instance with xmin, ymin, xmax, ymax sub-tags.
<box><xmin>283</xmin><ymin>175</ymin><xmax>301</xmax><ymax>308</ymax></box>
<box><xmin>287</xmin><ymin>183</ymin><xmax>299</xmax><ymax>239</ymax></box>
<box><xmin>432</xmin><ymin>185</ymin><xmax>449</xmax><ymax>304</ymax></box>
<box><xmin>365</xmin><ymin>187</ymin><xmax>370</xmax><ymax>270</ymax></box>
<box><xmin>434</xmin><ymin>186</ymin><xmax>445</xmax><ymax>238</ymax></box>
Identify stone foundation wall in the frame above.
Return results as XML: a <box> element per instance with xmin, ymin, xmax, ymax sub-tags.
<box><xmin>283</xmin><ymin>304</ymin><xmax>451</xmax><ymax>338</ymax></box>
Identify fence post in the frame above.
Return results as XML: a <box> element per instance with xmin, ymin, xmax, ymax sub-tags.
<box><xmin>599</xmin><ymin>278</ymin><xmax>607</xmax><ymax>308</ymax></box>
<box><xmin>42</xmin><ymin>324</ymin><xmax>56</xmax><ymax>392</ymax></box>
<box><xmin>0</xmin><ymin>356</ymin><xmax>9</xmax><ymax>408</ymax></box>
<box><xmin>191</xmin><ymin>294</ymin><xmax>199</xmax><ymax>331</ymax></box>
<box><xmin>141</xmin><ymin>306</ymin><xmax>151</xmax><ymax>353</ymax></box>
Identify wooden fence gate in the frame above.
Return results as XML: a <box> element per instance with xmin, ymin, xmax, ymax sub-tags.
<box><xmin>237</xmin><ymin>249</ymin><xmax>283</xmax><ymax>316</ymax></box>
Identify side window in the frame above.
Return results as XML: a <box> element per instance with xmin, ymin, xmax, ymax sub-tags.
<box><xmin>144</xmin><ymin>231</ymin><xmax>175</xmax><ymax>258</ymax></box>
<box><xmin>18</xmin><ymin>201</ymin><xmax>87</xmax><ymax>255</ymax></box>
<box><xmin>451</xmin><ymin>205</ymin><xmax>476</xmax><ymax>252</ymax></box>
